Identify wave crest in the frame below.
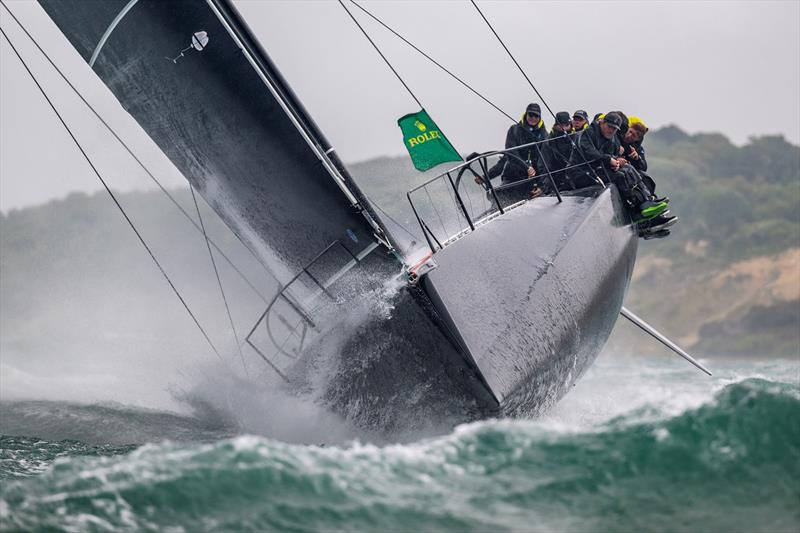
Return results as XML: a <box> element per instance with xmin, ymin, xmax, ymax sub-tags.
<box><xmin>2</xmin><ymin>378</ymin><xmax>798</xmax><ymax>532</ymax></box>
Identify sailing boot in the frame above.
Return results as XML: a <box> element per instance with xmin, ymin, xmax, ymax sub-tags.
<box><xmin>639</xmin><ymin>215</ymin><xmax>678</xmax><ymax>236</ymax></box>
<box><xmin>637</xmin><ymin>200</ymin><xmax>669</xmax><ymax>221</ymax></box>
<box><xmin>649</xmin><ymin>215</ymin><xmax>678</xmax><ymax>231</ymax></box>
<box><xmin>642</xmin><ymin>228</ymin><xmax>671</xmax><ymax>240</ymax></box>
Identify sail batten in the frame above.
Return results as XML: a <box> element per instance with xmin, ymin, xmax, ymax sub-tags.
<box><xmin>88</xmin><ymin>0</ymin><xmax>141</xmax><ymax>68</ymax></box>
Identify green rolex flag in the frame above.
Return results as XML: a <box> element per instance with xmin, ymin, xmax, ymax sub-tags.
<box><xmin>397</xmin><ymin>109</ymin><xmax>462</xmax><ymax>171</ymax></box>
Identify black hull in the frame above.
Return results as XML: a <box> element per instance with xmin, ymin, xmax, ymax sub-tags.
<box><xmin>311</xmin><ymin>187</ymin><xmax>637</xmax><ymax>429</ymax></box>
<box><xmin>420</xmin><ymin>186</ymin><xmax>638</xmax><ymax>415</ymax></box>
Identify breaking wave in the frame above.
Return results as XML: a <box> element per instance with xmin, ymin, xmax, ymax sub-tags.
<box><xmin>2</xmin><ymin>378</ymin><xmax>798</xmax><ymax>532</ymax></box>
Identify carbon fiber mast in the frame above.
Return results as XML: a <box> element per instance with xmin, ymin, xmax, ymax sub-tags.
<box><xmin>208</xmin><ymin>0</ymin><xmax>401</xmax><ymax>254</ymax></box>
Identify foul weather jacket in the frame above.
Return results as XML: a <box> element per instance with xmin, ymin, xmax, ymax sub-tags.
<box><xmin>566</xmin><ymin>122</ymin><xmax>620</xmax><ymax>186</ymax></box>
<box><xmin>622</xmin><ymin>140</ymin><xmax>648</xmax><ymax>172</ymax></box>
<box><xmin>490</xmin><ymin>118</ymin><xmax>549</xmax><ymax>183</ymax></box>
<box><xmin>537</xmin><ymin>129</ymin><xmax>575</xmax><ymax>174</ymax></box>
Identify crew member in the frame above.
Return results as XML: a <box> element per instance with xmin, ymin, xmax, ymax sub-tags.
<box><xmin>622</xmin><ymin>116</ymin><xmax>648</xmax><ymax>172</ymax></box>
<box><xmin>488</xmin><ymin>103</ymin><xmax>549</xmax><ymax>200</ymax></box>
<box><xmin>572</xmin><ymin>110</ymin><xmax>589</xmax><ymax>131</ymax></box>
<box><xmin>537</xmin><ymin>111</ymin><xmax>574</xmax><ymax>190</ymax></box>
<box><xmin>567</xmin><ymin>112</ymin><xmax>668</xmax><ymax>220</ymax></box>
<box><xmin>622</xmin><ymin>116</ymin><xmax>677</xmax><ymax>235</ymax></box>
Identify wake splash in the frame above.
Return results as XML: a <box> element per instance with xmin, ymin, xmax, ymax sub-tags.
<box><xmin>162</xmin><ymin>273</ymin><xmax>469</xmax><ymax>445</ymax></box>
<box><xmin>2</xmin><ymin>378</ymin><xmax>798</xmax><ymax>532</ymax></box>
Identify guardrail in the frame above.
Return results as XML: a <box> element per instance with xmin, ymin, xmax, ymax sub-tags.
<box><xmin>406</xmin><ymin>134</ymin><xmax>604</xmax><ymax>254</ymax></box>
<box><xmin>243</xmin><ymin>239</ymin><xmax>378</xmax><ymax>381</ymax></box>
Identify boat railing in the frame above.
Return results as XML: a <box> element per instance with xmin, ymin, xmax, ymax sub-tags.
<box><xmin>406</xmin><ymin>133</ymin><xmax>604</xmax><ymax>254</ymax></box>
<box><xmin>243</xmin><ymin>239</ymin><xmax>375</xmax><ymax>380</ymax></box>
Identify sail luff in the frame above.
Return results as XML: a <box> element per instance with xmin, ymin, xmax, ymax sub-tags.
<box><xmin>207</xmin><ymin>0</ymin><xmax>402</xmax><ymax>254</ymax></box>
<box><xmin>204</xmin><ymin>0</ymin><xmax>356</xmax><ymax>203</ymax></box>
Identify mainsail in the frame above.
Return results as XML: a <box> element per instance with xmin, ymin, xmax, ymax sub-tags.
<box><xmin>37</xmin><ymin>0</ymin><xmax>396</xmax><ymax>279</ymax></box>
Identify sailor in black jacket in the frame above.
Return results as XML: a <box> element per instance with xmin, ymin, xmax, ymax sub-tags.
<box><xmin>621</xmin><ymin>116</ymin><xmax>677</xmax><ymax>233</ymax></box>
<box><xmin>621</xmin><ymin>116</ymin><xmax>655</xmax><ymax>192</ymax></box>
<box><xmin>567</xmin><ymin>112</ymin><xmax>668</xmax><ymax>220</ymax></box>
<box><xmin>537</xmin><ymin>111</ymin><xmax>575</xmax><ymax>190</ymax></box>
<box><xmin>623</xmin><ymin>115</ymin><xmax>667</xmax><ymax>198</ymax></box>
<box><xmin>622</xmin><ymin>132</ymin><xmax>647</xmax><ymax>171</ymax></box>
<box><xmin>490</xmin><ymin>103</ymin><xmax>548</xmax><ymax>184</ymax></box>
<box><xmin>572</xmin><ymin>110</ymin><xmax>590</xmax><ymax>132</ymax></box>
<box><xmin>566</xmin><ymin>113</ymin><xmax>620</xmax><ymax>188</ymax></box>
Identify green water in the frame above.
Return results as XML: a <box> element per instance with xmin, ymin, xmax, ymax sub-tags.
<box><xmin>1</xmin><ymin>358</ymin><xmax>798</xmax><ymax>532</ymax></box>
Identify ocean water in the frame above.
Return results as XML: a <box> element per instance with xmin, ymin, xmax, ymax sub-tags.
<box><xmin>1</xmin><ymin>356</ymin><xmax>798</xmax><ymax>532</ymax></box>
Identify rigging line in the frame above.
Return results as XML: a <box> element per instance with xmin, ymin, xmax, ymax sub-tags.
<box><xmin>0</xmin><ymin>25</ymin><xmax>225</xmax><ymax>363</ymax></box>
<box><xmin>469</xmin><ymin>0</ymin><xmax>556</xmax><ymax>121</ymax></box>
<box><xmin>463</xmin><ymin>176</ymin><xmax>477</xmax><ymax>219</ymax></box>
<box><xmin>365</xmin><ymin>195</ymin><xmax>420</xmax><ymax>242</ymax></box>
<box><xmin>0</xmin><ymin>0</ymin><xmax>270</xmax><ymax>305</ymax></box>
<box><xmin>446</xmin><ymin>176</ymin><xmax>464</xmax><ymax>229</ymax></box>
<box><xmin>337</xmin><ymin>0</ymin><xmax>423</xmax><ymax>109</ymax></box>
<box><xmin>424</xmin><ymin>185</ymin><xmax>447</xmax><ymax>241</ymax></box>
<box><xmin>348</xmin><ymin>0</ymin><xmax>515</xmax><ymax>123</ymax></box>
<box><xmin>190</xmin><ymin>185</ymin><xmax>249</xmax><ymax>375</ymax></box>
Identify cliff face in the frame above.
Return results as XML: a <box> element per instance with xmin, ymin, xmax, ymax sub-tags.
<box><xmin>607</xmin><ymin>127</ymin><xmax>800</xmax><ymax>358</ymax></box>
<box><xmin>620</xmin><ymin>248</ymin><xmax>799</xmax><ymax>357</ymax></box>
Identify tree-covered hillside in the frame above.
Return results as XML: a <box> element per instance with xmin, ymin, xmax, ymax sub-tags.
<box><xmin>1</xmin><ymin>127</ymin><xmax>798</xmax><ymax>359</ymax></box>
<box><xmin>611</xmin><ymin>127</ymin><xmax>799</xmax><ymax>356</ymax></box>
<box><xmin>643</xmin><ymin>128</ymin><xmax>799</xmax><ymax>264</ymax></box>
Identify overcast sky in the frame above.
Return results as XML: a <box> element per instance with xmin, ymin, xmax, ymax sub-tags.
<box><xmin>1</xmin><ymin>0</ymin><xmax>798</xmax><ymax>212</ymax></box>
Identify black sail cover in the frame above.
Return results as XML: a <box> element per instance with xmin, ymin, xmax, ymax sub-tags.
<box><xmin>37</xmin><ymin>0</ymin><xmax>392</xmax><ymax>277</ymax></box>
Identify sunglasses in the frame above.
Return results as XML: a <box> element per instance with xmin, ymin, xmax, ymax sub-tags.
<box><xmin>527</xmin><ymin>112</ymin><xmax>540</xmax><ymax>118</ymax></box>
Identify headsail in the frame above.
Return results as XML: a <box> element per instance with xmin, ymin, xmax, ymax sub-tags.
<box><xmin>37</xmin><ymin>0</ymin><xmax>395</xmax><ymax>279</ymax></box>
